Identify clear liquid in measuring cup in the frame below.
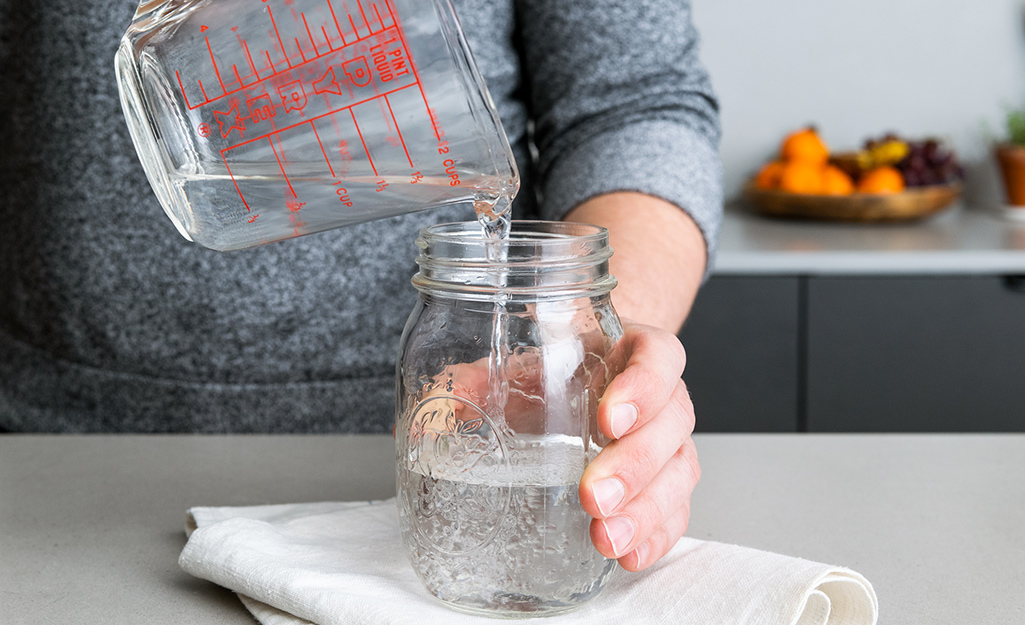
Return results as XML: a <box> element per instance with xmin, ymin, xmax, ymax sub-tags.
<box><xmin>169</xmin><ymin>165</ymin><xmax>512</xmax><ymax>251</ymax></box>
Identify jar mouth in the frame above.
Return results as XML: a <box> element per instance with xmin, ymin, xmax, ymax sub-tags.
<box><xmin>413</xmin><ymin>220</ymin><xmax>617</xmax><ymax>301</ymax></box>
<box><xmin>420</xmin><ymin>220</ymin><xmax>607</xmax><ymax>243</ymax></box>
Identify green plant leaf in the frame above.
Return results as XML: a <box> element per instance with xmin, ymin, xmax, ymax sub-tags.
<box><xmin>1008</xmin><ymin>109</ymin><xmax>1025</xmax><ymax>146</ymax></box>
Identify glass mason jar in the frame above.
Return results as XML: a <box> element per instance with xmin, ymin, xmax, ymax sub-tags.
<box><xmin>395</xmin><ymin>221</ymin><xmax>625</xmax><ymax>618</ymax></box>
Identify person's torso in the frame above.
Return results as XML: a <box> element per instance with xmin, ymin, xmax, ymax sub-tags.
<box><xmin>0</xmin><ymin>0</ymin><xmax>529</xmax><ymax>430</ymax></box>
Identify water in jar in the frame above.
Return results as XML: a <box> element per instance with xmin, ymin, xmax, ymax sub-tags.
<box><xmin>397</xmin><ymin>435</ymin><xmax>616</xmax><ymax>617</ymax></box>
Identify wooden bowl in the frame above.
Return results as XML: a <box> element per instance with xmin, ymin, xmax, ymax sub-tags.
<box><xmin>743</xmin><ymin>181</ymin><xmax>962</xmax><ymax>222</ymax></box>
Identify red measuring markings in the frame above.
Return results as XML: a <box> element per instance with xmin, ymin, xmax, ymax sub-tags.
<box><xmin>204</xmin><ymin>35</ymin><xmax>227</xmax><ymax>93</ymax></box>
<box><xmin>310</xmin><ymin>122</ymin><xmax>336</xmax><ymax>178</ymax></box>
<box><xmin>343</xmin><ymin>58</ymin><xmax>372</xmax><ymax>87</ymax></box>
<box><xmin>279</xmin><ymin>81</ymin><xmax>308</xmax><ymax>113</ymax></box>
<box><xmin>218</xmin><ymin>80</ymin><xmax>418</xmax><ymax>212</ymax></box>
<box><xmin>214</xmin><ymin>101</ymin><xmax>245</xmax><ymax>139</ymax></box>
<box><xmin>240</xmin><ymin>39</ymin><xmax>260</xmax><ymax>78</ymax></box>
<box><xmin>232</xmin><ymin>64</ymin><xmax>246</xmax><ymax>90</ymax></box>
<box><xmin>349</xmin><ymin>108</ymin><xmax>376</xmax><ymax>177</ymax></box>
<box><xmin>369</xmin><ymin>32</ymin><xmax>410</xmax><ymax>82</ymax></box>
<box><xmin>176</xmin><ymin>0</ymin><xmax>396</xmax><ymax>112</ymax></box>
<box><xmin>302</xmin><ymin>13</ymin><xmax>321</xmax><ymax>55</ymax></box>
<box><xmin>219</xmin><ymin>82</ymin><xmax>415</xmax><ymax>155</ymax></box>
<box><xmin>267</xmin><ymin>136</ymin><xmax>297</xmax><ymax>198</ymax></box>
<box><xmin>248</xmin><ymin>94</ymin><xmax>277</xmax><ymax>123</ymax></box>
<box><xmin>384</xmin><ymin>94</ymin><xmax>412</xmax><ymax>167</ymax></box>
<box><xmin>313</xmin><ymin>67</ymin><xmax>342</xmax><ymax>96</ymax></box>
<box><xmin>326</xmin><ymin>0</ymin><xmax>346</xmax><ymax>45</ymax></box>
<box><xmin>358</xmin><ymin>2</ymin><xmax>370</xmax><ymax>33</ymax></box>
<box><xmin>267</xmin><ymin>6</ymin><xmax>293</xmax><ymax>70</ymax></box>
<box><xmin>384</xmin><ymin>0</ymin><xmax>436</xmax><ymax>140</ymax></box>
<box><xmin>186</xmin><ymin>1</ymin><xmax>428</xmax><ymax>219</ymax></box>
<box><xmin>188</xmin><ymin>35</ymin><xmax>413</xmax><ymax>150</ymax></box>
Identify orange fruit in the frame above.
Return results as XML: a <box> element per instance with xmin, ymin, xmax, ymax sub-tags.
<box><xmin>779</xmin><ymin>161</ymin><xmax>825</xmax><ymax>194</ymax></box>
<box><xmin>857</xmin><ymin>166</ymin><xmax>905</xmax><ymax>194</ymax></box>
<box><xmin>755</xmin><ymin>161</ymin><xmax>785</xmax><ymax>189</ymax></box>
<box><xmin>821</xmin><ymin>165</ymin><xmax>854</xmax><ymax>196</ymax></box>
<box><xmin>781</xmin><ymin>127</ymin><xmax>830</xmax><ymax>165</ymax></box>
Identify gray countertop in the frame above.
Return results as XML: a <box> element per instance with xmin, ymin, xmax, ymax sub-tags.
<box><xmin>2</xmin><ymin>434</ymin><xmax>1023</xmax><ymax>624</ymax></box>
<box><xmin>715</xmin><ymin>204</ymin><xmax>1025</xmax><ymax>275</ymax></box>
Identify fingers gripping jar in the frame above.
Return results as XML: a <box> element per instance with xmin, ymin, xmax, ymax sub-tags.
<box><xmin>396</xmin><ymin>221</ymin><xmax>625</xmax><ymax>618</ymax></box>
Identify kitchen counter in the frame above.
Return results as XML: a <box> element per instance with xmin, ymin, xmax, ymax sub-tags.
<box><xmin>2</xmin><ymin>434</ymin><xmax>1023</xmax><ymax>624</ymax></box>
<box><xmin>715</xmin><ymin>204</ymin><xmax>1025</xmax><ymax>275</ymax></box>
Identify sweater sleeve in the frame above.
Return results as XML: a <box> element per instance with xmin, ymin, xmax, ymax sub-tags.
<box><xmin>515</xmin><ymin>0</ymin><xmax>724</xmax><ymax>269</ymax></box>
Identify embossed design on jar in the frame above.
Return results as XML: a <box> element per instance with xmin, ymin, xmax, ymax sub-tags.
<box><xmin>400</xmin><ymin>394</ymin><xmax>511</xmax><ymax>555</ymax></box>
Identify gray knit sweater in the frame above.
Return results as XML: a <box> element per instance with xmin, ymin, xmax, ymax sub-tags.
<box><xmin>0</xmin><ymin>0</ymin><xmax>722</xmax><ymax>432</ymax></box>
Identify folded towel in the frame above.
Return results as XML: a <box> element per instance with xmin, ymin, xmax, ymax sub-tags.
<box><xmin>179</xmin><ymin>499</ymin><xmax>878</xmax><ymax>625</ymax></box>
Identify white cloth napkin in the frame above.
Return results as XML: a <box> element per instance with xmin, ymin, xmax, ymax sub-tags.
<box><xmin>179</xmin><ymin>500</ymin><xmax>878</xmax><ymax>625</ymax></box>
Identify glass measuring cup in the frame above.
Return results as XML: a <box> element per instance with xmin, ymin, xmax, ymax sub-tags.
<box><xmin>116</xmin><ymin>0</ymin><xmax>519</xmax><ymax>251</ymax></box>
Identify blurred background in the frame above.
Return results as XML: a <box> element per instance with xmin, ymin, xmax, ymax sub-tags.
<box><xmin>680</xmin><ymin>0</ymin><xmax>1025</xmax><ymax>432</ymax></box>
<box><xmin>698</xmin><ymin>0</ymin><xmax>1025</xmax><ymax>204</ymax></box>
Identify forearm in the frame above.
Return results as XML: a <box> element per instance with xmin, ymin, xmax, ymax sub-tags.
<box><xmin>563</xmin><ymin>192</ymin><xmax>707</xmax><ymax>333</ymax></box>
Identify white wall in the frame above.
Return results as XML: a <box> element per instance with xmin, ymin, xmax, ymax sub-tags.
<box><xmin>692</xmin><ymin>0</ymin><xmax>1025</xmax><ymax>206</ymax></box>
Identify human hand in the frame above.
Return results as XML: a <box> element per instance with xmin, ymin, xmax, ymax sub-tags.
<box><xmin>579</xmin><ymin>320</ymin><xmax>700</xmax><ymax>571</ymax></box>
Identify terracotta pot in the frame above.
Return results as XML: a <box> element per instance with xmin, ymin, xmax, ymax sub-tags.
<box><xmin>995</xmin><ymin>144</ymin><xmax>1025</xmax><ymax>206</ymax></box>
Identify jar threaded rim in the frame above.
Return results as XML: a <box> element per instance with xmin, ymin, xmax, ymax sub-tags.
<box><xmin>412</xmin><ymin>221</ymin><xmax>617</xmax><ymax>301</ymax></box>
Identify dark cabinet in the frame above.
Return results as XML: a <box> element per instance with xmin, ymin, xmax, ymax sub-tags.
<box><xmin>806</xmin><ymin>276</ymin><xmax>1025</xmax><ymax>432</ymax></box>
<box><xmin>681</xmin><ymin>275</ymin><xmax>1025</xmax><ymax>432</ymax></box>
<box><xmin>679</xmin><ymin>277</ymin><xmax>800</xmax><ymax>432</ymax></box>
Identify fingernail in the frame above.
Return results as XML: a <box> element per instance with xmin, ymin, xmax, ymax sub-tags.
<box><xmin>592</xmin><ymin>477</ymin><xmax>625</xmax><ymax>516</ymax></box>
<box><xmin>602</xmin><ymin>516</ymin><xmax>635</xmax><ymax>557</ymax></box>
<box><xmin>610</xmin><ymin>403</ymin><xmax>638</xmax><ymax>438</ymax></box>
<box><xmin>631</xmin><ymin>541</ymin><xmax>650</xmax><ymax>568</ymax></box>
